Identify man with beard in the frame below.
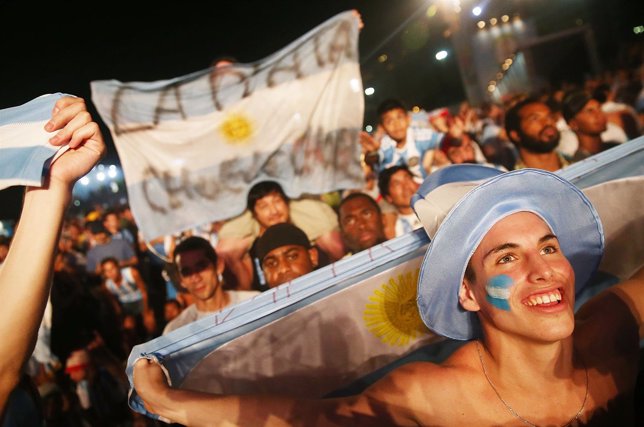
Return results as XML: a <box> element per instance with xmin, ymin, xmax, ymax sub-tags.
<box><xmin>505</xmin><ymin>98</ymin><xmax>570</xmax><ymax>171</ymax></box>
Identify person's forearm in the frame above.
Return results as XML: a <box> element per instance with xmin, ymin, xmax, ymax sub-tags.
<box><xmin>0</xmin><ymin>181</ymin><xmax>70</xmax><ymax>403</ymax></box>
<box><xmin>149</xmin><ymin>388</ymin><xmax>343</xmax><ymax>427</ymax></box>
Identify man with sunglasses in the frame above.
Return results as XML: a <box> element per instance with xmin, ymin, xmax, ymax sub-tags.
<box><xmin>163</xmin><ymin>236</ymin><xmax>258</xmax><ymax>334</ymax></box>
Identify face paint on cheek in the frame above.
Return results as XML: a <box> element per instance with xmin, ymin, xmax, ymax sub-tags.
<box><xmin>485</xmin><ymin>274</ymin><xmax>514</xmax><ymax>311</ymax></box>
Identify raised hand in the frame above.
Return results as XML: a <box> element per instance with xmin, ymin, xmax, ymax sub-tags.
<box><xmin>44</xmin><ymin>96</ymin><xmax>106</xmax><ymax>189</ymax></box>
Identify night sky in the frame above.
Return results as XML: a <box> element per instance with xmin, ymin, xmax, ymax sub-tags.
<box><xmin>1</xmin><ymin>0</ymin><xmax>641</xmax><ymax>220</ymax></box>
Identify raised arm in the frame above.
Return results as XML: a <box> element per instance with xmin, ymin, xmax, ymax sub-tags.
<box><xmin>0</xmin><ymin>96</ymin><xmax>105</xmax><ymax>411</ymax></box>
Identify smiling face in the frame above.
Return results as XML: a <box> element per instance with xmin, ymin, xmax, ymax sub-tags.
<box><xmin>386</xmin><ymin>169</ymin><xmax>419</xmax><ymax>211</ymax></box>
<box><xmin>460</xmin><ymin>212</ymin><xmax>576</xmax><ymax>342</ymax></box>
<box><xmin>176</xmin><ymin>249</ymin><xmax>223</xmax><ymax>305</ymax></box>
<box><xmin>252</xmin><ymin>191</ymin><xmax>290</xmax><ymax>231</ymax></box>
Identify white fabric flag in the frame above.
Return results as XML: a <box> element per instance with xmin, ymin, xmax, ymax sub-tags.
<box><xmin>126</xmin><ymin>138</ymin><xmax>644</xmax><ymax>420</ymax></box>
<box><xmin>0</xmin><ymin>93</ymin><xmax>70</xmax><ymax>190</ymax></box>
<box><xmin>91</xmin><ymin>11</ymin><xmax>365</xmax><ymax>241</ymax></box>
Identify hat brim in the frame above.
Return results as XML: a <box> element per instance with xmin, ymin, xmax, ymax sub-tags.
<box><xmin>415</xmin><ymin>169</ymin><xmax>604</xmax><ymax>340</ymax></box>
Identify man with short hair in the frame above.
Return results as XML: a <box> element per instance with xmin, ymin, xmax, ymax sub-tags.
<box><xmin>377</xmin><ymin>165</ymin><xmax>422</xmax><ymax>238</ymax></box>
<box><xmin>255</xmin><ymin>223</ymin><xmax>319</xmax><ymax>289</ymax></box>
<box><xmin>562</xmin><ymin>90</ymin><xmax>621</xmax><ymax>162</ymax></box>
<box><xmin>338</xmin><ymin>192</ymin><xmax>386</xmax><ymax>255</ymax></box>
<box><xmin>505</xmin><ymin>98</ymin><xmax>570</xmax><ymax>171</ymax></box>
<box><xmin>134</xmin><ymin>165</ymin><xmax>643</xmax><ymax>425</ymax></box>
<box><xmin>163</xmin><ymin>236</ymin><xmax>258</xmax><ymax>334</ymax></box>
<box><xmin>360</xmin><ymin>98</ymin><xmax>444</xmax><ymax>181</ymax></box>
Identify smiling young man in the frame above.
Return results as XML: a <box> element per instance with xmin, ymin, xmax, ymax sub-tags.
<box><xmin>134</xmin><ymin>166</ymin><xmax>643</xmax><ymax>425</ymax></box>
<box><xmin>162</xmin><ymin>236</ymin><xmax>258</xmax><ymax>334</ymax></box>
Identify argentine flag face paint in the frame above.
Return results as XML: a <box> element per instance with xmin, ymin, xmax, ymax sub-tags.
<box><xmin>485</xmin><ymin>274</ymin><xmax>513</xmax><ymax>311</ymax></box>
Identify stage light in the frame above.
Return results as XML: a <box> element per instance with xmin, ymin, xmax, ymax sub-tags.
<box><xmin>472</xmin><ymin>6</ymin><xmax>482</xmax><ymax>16</ymax></box>
<box><xmin>477</xmin><ymin>21</ymin><xmax>486</xmax><ymax>29</ymax></box>
<box><xmin>96</xmin><ymin>172</ymin><xmax>106</xmax><ymax>182</ymax></box>
<box><xmin>365</xmin><ymin>125</ymin><xmax>373</xmax><ymax>132</ymax></box>
<box><xmin>80</xmin><ymin>177</ymin><xmax>90</xmax><ymax>186</ymax></box>
<box><xmin>364</xmin><ymin>87</ymin><xmax>375</xmax><ymax>96</ymax></box>
<box><xmin>435</xmin><ymin>50</ymin><xmax>448</xmax><ymax>60</ymax></box>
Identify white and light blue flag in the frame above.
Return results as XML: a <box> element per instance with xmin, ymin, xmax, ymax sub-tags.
<box><xmin>91</xmin><ymin>11</ymin><xmax>365</xmax><ymax>241</ymax></box>
<box><xmin>126</xmin><ymin>139</ymin><xmax>644</xmax><ymax>420</ymax></box>
<box><xmin>0</xmin><ymin>93</ymin><xmax>70</xmax><ymax>190</ymax></box>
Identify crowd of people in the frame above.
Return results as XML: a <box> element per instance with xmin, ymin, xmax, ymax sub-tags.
<box><xmin>0</xmin><ymin>62</ymin><xmax>642</xmax><ymax>426</ymax></box>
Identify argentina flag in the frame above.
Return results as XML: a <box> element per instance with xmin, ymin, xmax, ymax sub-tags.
<box><xmin>126</xmin><ymin>139</ymin><xmax>644</xmax><ymax>420</ymax></box>
<box><xmin>91</xmin><ymin>11</ymin><xmax>365</xmax><ymax>242</ymax></box>
<box><xmin>0</xmin><ymin>93</ymin><xmax>70</xmax><ymax>190</ymax></box>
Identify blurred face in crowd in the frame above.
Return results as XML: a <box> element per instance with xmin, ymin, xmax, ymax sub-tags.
<box><xmin>512</xmin><ymin>102</ymin><xmax>560</xmax><ymax>153</ymax></box>
<box><xmin>103</xmin><ymin>213</ymin><xmax>120</xmax><ymax>234</ymax></box>
<box><xmin>569</xmin><ymin>99</ymin><xmax>607</xmax><ymax>136</ymax></box>
<box><xmin>446</xmin><ymin>134</ymin><xmax>476</xmax><ymax>164</ymax></box>
<box><xmin>176</xmin><ymin>249</ymin><xmax>224</xmax><ymax>303</ymax></box>
<box><xmin>261</xmin><ymin>245</ymin><xmax>318</xmax><ymax>288</ymax></box>
<box><xmin>101</xmin><ymin>259</ymin><xmax>122</xmax><ymax>282</ymax></box>
<box><xmin>164</xmin><ymin>301</ymin><xmax>182</xmax><ymax>322</ymax></box>
<box><xmin>386</xmin><ymin>169</ymin><xmax>419</xmax><ymax>211</ymax></box>
<box><xmin>380</xmin><ymin>108</ymin><xmax>410</xmax><ymax>144</ymax></box>
<box><xmin>252</xmin><ymin>191</ymin><xmax>290</xmax><ymax>231</ymax></box>
<box><xmin>339</xmin><ymin>196</ymin><xmax>386</xmax><ymax>254</ymax></box>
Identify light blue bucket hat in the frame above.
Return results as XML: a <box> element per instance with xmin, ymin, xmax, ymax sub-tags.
<box><xmin>411</xmin><ymin>165</ymin><xmax>604</xmax><ymax>340</ymax></box>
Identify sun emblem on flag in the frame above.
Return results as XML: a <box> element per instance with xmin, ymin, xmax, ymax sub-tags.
<box><xmin>363</xmin><ymin>269</ymin><xmax>427</xmax><ymax>347</ymax></box>
<box><xmin>219</xmin><ymin>113</ymin><xmax>254</xmax><ymax>144</ymax></box>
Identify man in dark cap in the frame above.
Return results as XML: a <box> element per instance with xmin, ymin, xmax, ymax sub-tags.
<box><xmin>562</xmin><ymin>90</ymin><xmax>620</xmax><ymax>162</ymax></box>
<box><xmin>255</xmin><ymin>223</ymin><xmax>319</xmax><ymax>289</ymax></box>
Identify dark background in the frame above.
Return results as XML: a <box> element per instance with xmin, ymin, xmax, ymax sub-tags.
<box><xmin>1</xmin><ymin>0</ymin><xmax>642</xmax><ymax>220</ymax></box>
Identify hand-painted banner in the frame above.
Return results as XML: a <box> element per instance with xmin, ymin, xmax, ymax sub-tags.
<box><xmin>0</xmin><ymin>93</ymin><xmax>69</xmax><ymax>190</ymax></box>
<box><xmin>91</xmin><ymin>11</ymin><xmax>364</xmax><ymax>240</ymax></box>
<box><xmin>126</xmin><ymin>138</ymin><xmax>644</xmax><ymax>420</ymax></box>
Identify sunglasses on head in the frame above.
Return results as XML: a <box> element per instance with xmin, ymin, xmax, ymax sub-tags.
<box><xmin>179</xmin><ymin>259</ymin><xmax>211</xmax><ymax>277</ymax></box>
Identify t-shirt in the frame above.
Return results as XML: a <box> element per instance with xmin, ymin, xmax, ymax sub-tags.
<box><xmin>378</xmin><ymin>128</ymin><xmax>443</xmax><ymax>180</ymax></box>
<box><xmin>218</xmin><ymin>199</ymin><xmax>339</xmax><ymax>242</ymax></box>
<box><xmin>394</xmin><ymin>212</ymin><xmax>422</xmax><ymax>237</ymax></box>
<box><xmin>163</xmin><ymin>290</ymin><xmax>259</xmax><ymax>334</ymax></box>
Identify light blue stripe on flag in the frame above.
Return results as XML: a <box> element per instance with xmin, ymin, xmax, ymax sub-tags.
<box><xmin>0</xmin><ymin>146</ymin><xmax>59</xmax><ymax>184</ymax></box>
<box><xmin>0</xmin><ymin>93</ymin><xmax>68</xmax><ymax>190</ymax></box>
<box><xmin>0</xmin><ymin>93</ymin><xmax>65</xmax><ymax>126</ymax></box>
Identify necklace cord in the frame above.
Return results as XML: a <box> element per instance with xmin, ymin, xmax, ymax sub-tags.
<box><xmin>476</xmin><ymin>341</ymin><xmax>588</xmax><ymax>427</ymax></box>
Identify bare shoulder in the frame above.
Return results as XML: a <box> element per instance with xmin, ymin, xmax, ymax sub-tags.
<box><xmin>575</xmin><ymin>267</ymin><xmax>644</xmax><ymax>360</ymax></box>
<box><xmin>353</xmin><ymin>342</ymin><xmax>485</xmax><ymax>425</ymax></box>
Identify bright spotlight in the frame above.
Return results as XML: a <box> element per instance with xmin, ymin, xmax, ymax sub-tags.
<box><xmin>365</xmin><ymin>125</ymin><xmax>373</xmax><ymax>132</ymax></box>
<box><xmin>80</xmin><ymin>177</ymin><xmax>90</xmax><ymax>186</ymax></box>
<box><xmin>435</xmin><ymin>50</ymin><xmax>448</xmax><ymax>61</ymax></box>
<box><xmin>96</xmin><ymin>172</ymin><xmax>106</xmax><ymax>182</ymax></box>
<box><xmin>108</xmin><ymin>169</ymin><xmax>117</xmax><ymax>178</ymax></box>
<box><xmin>364</xmin><ymin>87</ymin><xmax>375</xmax><ymax>96</ymax></box>
<box><xmin>472</xmin><ymin>6</ymin><xmax>482</xmax><ymax>16</ymax></box>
